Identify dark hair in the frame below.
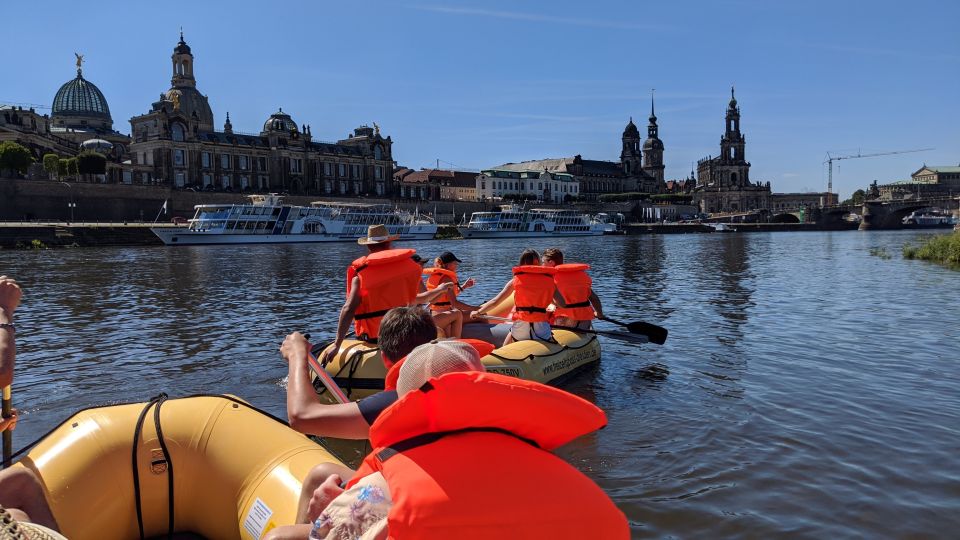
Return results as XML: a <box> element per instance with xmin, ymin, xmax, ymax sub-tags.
<box><xmin>367</xmin><ymin>242</ymin><xmax>391</xmax><ymax>253</ymax></box>
<box><xmin>378</xmin><ymin>306</ymin><xmax>437</xmax><ymax>362</ymax></box>
<box><xmin>542</xmin><ymin>248</ymin><xmax>564</xmax><ymax>265</ymax></box>
<box><xmin>518</xmin><ymin>249</ymin><xmax>540</xmax><ymax>266</ymax></box>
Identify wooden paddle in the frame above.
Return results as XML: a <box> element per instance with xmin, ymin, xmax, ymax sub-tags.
<box><xmin>475</xmin><ymin>315</ymin><xmax>651</xmax><ymax>346</ymax></box>
<box><xmin>599</xmin><ymin>316</ymin><xmax>668</xmax><ymax>345</ymax></box>
<box><xmin>2</xmin><ymin>385</ymin><xmax>11</xmax><ymax>468</ymax></box>
<box><xmin>301</xmin><ymin>334</ymin><xmax>350</xmax><ymax>404</ymax></box>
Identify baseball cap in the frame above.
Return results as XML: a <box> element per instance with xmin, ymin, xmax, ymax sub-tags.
<box><xmin>438</xmin><ymin>251</ymin><xmax>462</xmax><ymax>264</ymax></box>
<box><xmin>396</xmin><ymin>339</ymin><xmax>485</xmax><ymax>396</ymax></box>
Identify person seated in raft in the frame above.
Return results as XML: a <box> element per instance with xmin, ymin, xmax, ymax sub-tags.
<box><xmin>328</xmin><ymin>339</ymin><xmax>630</xmax><ymax>539</ymax></box>
<box><xmin>471</xmin><ymin>249</ymin><xmax>557</xmax><ymax>346</ymax></box>
<box><xmin>542</xmin><ymin>248</ymin><xmax>604</xmax><ymax>330</ymax></box>
<box><xmin>422</xmin><ymin>251</ymin><xmax>478</xmax><ymax>338</ymax></box>
<box><xmin>282</xmin><ymin>306</ymin><xmax>469</xmax><ymax>530</ymax></box>
<box><xmin>0</xmin><ymin>276</ymin><xmax>61</xmax><ymax>533</ymax></box>
<box><xmin>323</xmin><ymin>224</ymin><xmax>454</xmax><ymax>365</ymax></box>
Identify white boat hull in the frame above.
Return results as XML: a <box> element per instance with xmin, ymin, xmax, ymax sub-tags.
<box><xmin>457</xmin><ymin>228</ymin><xmax>604</xmax><ymax>239</ymax></box>
<box><xmin>151</xmin><ymin>228</ymin><xmax>437</xmax><ymax>245</ymax></box>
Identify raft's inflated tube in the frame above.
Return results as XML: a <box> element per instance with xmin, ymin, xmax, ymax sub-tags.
<box><xmin>14</xmin><ymin>395</ymin><xmax>345</xmax><ymax>540</ymax></box>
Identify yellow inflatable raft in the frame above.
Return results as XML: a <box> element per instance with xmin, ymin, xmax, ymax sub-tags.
<box><xmin>314</xmin><ymin>294</ymin><xmax>601</xmax><ymax>401</ymax></box>
<box><xmin>10</xmin><ymin>394</ymin><xmax>345</xmax><ymax>540</ymax></box>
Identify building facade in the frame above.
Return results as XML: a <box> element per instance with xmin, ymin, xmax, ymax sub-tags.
<box><xmin>475</xmin><ymin>169</ymin><xmax>580</xmax><ymax>203</ymax></box>
<box><xmin>126</xmin><ymin>34</ymin><xmax>395</xmax><ymax>196</ymax></box>
<box><xmin>874</xmin><ymin>165</ymin><xmax>960</xmax><ymax>200</ymax></box>
<box><xmin>693</xmin><ymin>88</ymin><xmax>771</xmax><ymax>213</ymax></box>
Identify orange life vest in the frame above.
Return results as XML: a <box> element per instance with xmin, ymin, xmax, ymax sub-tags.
<box><xmin>423</xmin><ymin>267</ymin><xmax>460</xmax><ymax>311</ymax></box>
<box><xmin>349</xmin><ymin>372</ymin><xmax>629</xmax><ymax>539</ymax></box>
<box><xmin>511</xmin><ymin>265</ymin><xmax>556</xmax><ymax>323</ymax></box>
<box><xmin>347</xmin><ymin>249</ymin><xmax>423</xmax><ymax>341</ymax></box>
<box><xmin>553</xmin><ymin>263</ymin><xmax>595</xmax><ymax>321</ymax></box>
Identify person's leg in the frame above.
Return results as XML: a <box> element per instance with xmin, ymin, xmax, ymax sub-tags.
<box><xmin>263</xmin><ymin>524</ymin><xmax>313</xmax><ymax>540</ymax></box>
<box><xmin>0</xmin><ymin>467</ymin><xmax>59</xmax><ymax>531</ymax></box>
<box><xmin>295</xmin><ymin>462</ymin><xmax>355</xmax><ymax>524</ymax></box>
<box><xmin>449</xmin><ymin>310</ymin><xmax>463</xmax><ymax>339</ymax></box>
<box><xmin>504</xmin><ymin>321</ymin><xmax>529</xmax><ymax>346</ymax></box>
<box><xmin>431</xmin><ymin>311</ymin><xmax>458</xmax><ymax>338</ymax></box>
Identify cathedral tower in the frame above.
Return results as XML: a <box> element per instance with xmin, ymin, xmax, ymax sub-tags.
<box><xmin>620</xmin><ymin>117</ymin><xmax>642</xmax><ymax>177</ymax></box>
<box><xmin>642</xmin><ymin>90</ymin><xmax>665</xmax><ymax>186</ymax></box>
<box><xmin>719</xmin><ymin>86</ymin><xmax>747</xmax><ymax>186</ymax></box>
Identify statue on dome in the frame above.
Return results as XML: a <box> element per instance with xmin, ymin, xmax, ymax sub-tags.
<box><xmin>373</xmin><ymin>122</ymin><xmax>380</xmax><ymax>136</ymax></box>
<box><xmin>74</xmin><ymin>52</ymin><xmax>84</xmax><ymax>70</ymax></box>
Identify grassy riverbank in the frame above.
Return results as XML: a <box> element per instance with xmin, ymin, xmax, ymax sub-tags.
<box><xmin>903</xmin><ymin>231</ymin><xmax>960</xmax><ymax>269</ymax></box>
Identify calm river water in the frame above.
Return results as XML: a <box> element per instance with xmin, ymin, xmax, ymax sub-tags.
<box><xmin>2</xmin><ymin>230</ymin><xmax>959</xmax><ymax>538</ymax></box>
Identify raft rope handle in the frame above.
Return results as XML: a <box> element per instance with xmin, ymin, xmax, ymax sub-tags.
<box><xmin>487</xmin><ymin>333</ymin><xmax>597</xmax><ymax>362</ymax></box>
<box><xmin>132</xmin><ymin>393</ymin><xmax>169</xmax><ymax>540</ymax></box>
<box><xmin>153</xmin><ymin>395</ymin><xmax>175</xmax><ymax>539</ymax></box>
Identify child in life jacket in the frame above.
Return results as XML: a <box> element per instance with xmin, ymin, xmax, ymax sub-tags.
<box><xmin>422</xmin><ymin>251</ymin><xmax>477</xmax><ymax>339</ymax></box>
<box><xmin>471</xmin><ymin>249</ymin><xmax>555</xmax><ymax>346</ymax></box>
<box><xmin>542</xmin><ymin>248</ymin><xmax>604</xmax><ymax>330</ymax></box>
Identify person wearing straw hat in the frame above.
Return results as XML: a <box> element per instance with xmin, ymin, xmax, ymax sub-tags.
<box><xmin>322</xmin><ymin>225</ymin><xmax>454</xmax><ymax>366</ymax></box>
<box><xmin>0</xmin><ymin>276</ymin><xmax>61</xmax><ymax>534</ymax></box>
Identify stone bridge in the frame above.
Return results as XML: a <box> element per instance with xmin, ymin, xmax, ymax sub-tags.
<box><xmin>770</xmin><ymin>196</ymin><xmax>959</xmax><ymax>230</ymax></box>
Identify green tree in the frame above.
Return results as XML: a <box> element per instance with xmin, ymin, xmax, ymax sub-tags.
<box><xmin>57</xmin><ymin>158</ymin><xmax>69</xmax><ymax>177</ymax></box>
<box><xmin>42</xmin><ymin>153</ymin><xmax>60</xmax><ymax>179</ymax></box>
<box><xmin>0</xmin><ymin>141</ymin><xmax>34</xmax><ymax>175</ymax></box>
<box><xmin>77</xmin><ymin>151</ymin><xmax>106</xmax><ymax>175</ymax></box>
<box><xmin>66</xmin><ymin>157</ymin><xmax>79</xmax><ymax>177</ymax></box>
<box><xmin>840</xmin><ymin>189</ymin><xmax>867</xmax><ymax>206</ymax></box>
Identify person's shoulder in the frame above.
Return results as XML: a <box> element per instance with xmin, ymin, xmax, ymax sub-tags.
<box><xmin>358</xmin><ymin>390</ymin><xmax>399</xmax><ymax>425</ymax></box>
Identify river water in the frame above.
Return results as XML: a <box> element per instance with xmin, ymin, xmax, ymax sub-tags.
<box><xmin>2</xmin><ymin>230</ymin><xmax>958</xmax><ymax>538</ymax></box>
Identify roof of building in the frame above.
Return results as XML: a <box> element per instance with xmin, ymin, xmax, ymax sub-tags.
<box><xmin>579</xmin><ymin>159</ymin><xmax>623</xmax><ymax>177</ymax></box>
<box><xmin>263</xmin><ymin>108</ymin><xmax>298</xmax><ymax>133</ymax></box>
<box><xmin>52</xmin><ymin>71</ymin><xmax>111</xmax><ymax>121</ymax></box>
<box><xmin>918</xmin><ymin>166</ymin><xmax>960</xmax><ymax>173</ymax></box>
<box><xmin>494</xmin><ymin>158</ymin><xmax>573</xmax><ymax>173</ymax></box>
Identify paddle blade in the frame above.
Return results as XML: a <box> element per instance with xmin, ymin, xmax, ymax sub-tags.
<box><xmin>626</xmin><ymin>321</ymin><xmax>668</xmax><ymax>345</ymax></box>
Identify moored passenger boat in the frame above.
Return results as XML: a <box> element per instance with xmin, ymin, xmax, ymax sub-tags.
<box><xmin>9</xmin><ymin>394</ymin><xmax>344</xmax><ymax>540</ymax></box>
<box><xmin>151</xmin><ymin>194</ymin><xmax>437</xmax><ymax>245</ymax></box>
<box><xmin>458</xmin><ymin>205</ymin><xmax>606</xmax><ymax>239</ymax></box>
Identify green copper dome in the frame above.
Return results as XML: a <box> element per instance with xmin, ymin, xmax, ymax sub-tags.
<box><xmin>52</xmin><ymin>71</ymin><xmax>112</xmax><ymax>122</ymax></box>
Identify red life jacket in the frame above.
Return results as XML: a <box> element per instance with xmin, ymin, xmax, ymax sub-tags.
<box><xmin>422</xmin><ymin>267</ymin><xmax>459</xmax><ymax>311</ymax></box>
<box><xmin>511</xmin><ymin>265</ymin><xmax>556</xmax><ymax>323</ymax></box>
<box><xmin>553</xmin><ymin>263</ymin><xmax>595</xmax><ymax>321</ymax></box>
<box><xmin>349</xmin><ymin>372</ymin><xmax>628</xmax><ymax>539</ymax></box>
<box><xmin>347</xmin><ymin>249</ymin><xmax>423</xmax><ymax>340</ymax></box>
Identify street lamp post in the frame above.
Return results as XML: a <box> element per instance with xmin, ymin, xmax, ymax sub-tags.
<box><xmin>67</xmin><ymin>202</ymin><xmax>76</xmax><ymax>222</ymax></box>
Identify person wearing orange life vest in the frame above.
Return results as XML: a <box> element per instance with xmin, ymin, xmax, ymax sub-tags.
<box><xmin>322</xmin><ymin>225</ymin><xmax>454</xmax><ymax>366</ymax></box>
<box><xmin>422</xmin><ymin>251</ymin><xmax>478</xmax><ymax>339</ymax></box>
<box><xmin>471</xmin><ymin>249</ymin><xmax>556</xmax><ymax>346</ymax></box>
<box><xmin>542</xmin><ymin>247</ymin><xmax>604</xmax><ymax>330</ymax></box>
<box><xmin>342</xmin><ymin>339</ymin><xmax>630</xmax><ymax>540</ymax></box>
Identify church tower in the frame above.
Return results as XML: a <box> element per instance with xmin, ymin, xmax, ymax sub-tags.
<box><xmin>642</xmin><ymin>91</ymin><xmax>665</xmax><ymax>188</ymax></box>
<box><xmin>620</xmin><ymin>117</ymin><xmax>642</xmax><ymax>177</ymax></box>
<box><xmin>719</xmin><ymin>86</ymin><xmax>747</xmax><ymax>187</ymax></box>
<box><xmin>171</xmin><ymin>30</ymin><xmax>195</xmax><ymax>88</ymax></box>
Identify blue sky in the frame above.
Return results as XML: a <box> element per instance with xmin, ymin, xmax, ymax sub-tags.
<box><xmin>4</xmin><ymin>0</ymin><xmax>957</xmax><ymax>199</ymax></box>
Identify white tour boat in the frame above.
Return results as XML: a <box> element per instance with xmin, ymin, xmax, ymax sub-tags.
<box><xmin>458</xmin><ymin>205</ymin><xmax>606</xmax><ymax>239</ymax></box>
<box><xmin>151</xmin><ymin>194</ymin><xmax>437</xmax><ymax>245</ymax></box>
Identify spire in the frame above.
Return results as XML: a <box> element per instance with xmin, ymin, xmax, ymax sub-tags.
<box><xmin>224</xmin><ymin>111</ymin><xmax>233</xmax><ymax>134</ymax></box>
<box><xmin>650</xmin><ymin>88</ymin><xmax>656</xmax><ymax>120</ymax></box>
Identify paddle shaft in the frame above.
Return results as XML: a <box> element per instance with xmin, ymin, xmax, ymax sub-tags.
<box><xmin>2</xmin><ymin>385</ymin><xmax>11</xmax><ymax>468</ymax></box>
<box><xmin>475</xmin><ymin>315</ymin><xmax>649</xmax><ymax>345</ymax></box>
<box><xmin>307</xmin><ymin>351</ymin><xmax>349</xmax><ymax>404</ymax></box>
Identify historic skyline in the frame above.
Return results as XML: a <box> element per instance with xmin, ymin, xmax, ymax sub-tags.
<box><xmin>3</xmin><ymin>0</ymin><xmax>957</xmax><ymax>200</ymax></box>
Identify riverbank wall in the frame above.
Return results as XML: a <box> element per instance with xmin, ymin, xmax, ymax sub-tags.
<box><xmin>623</xmin><ymin>222</ymin><xmax>859</xmax><ymax>234</ymax></box>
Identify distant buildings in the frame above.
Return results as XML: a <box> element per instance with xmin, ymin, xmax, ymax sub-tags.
<box><xmin>874</xmin><ymin>165</ymin><xmax>960</xmax><ymax>200</ymax></box>
<box><xmin>393</xmin><ymin>168</ymin><xmax>477</xmax><ymax>201</ymax></box>
<box><xmin>475</xmin><ymin>169</ymin><xmax>580</xmax><ymax>203</ymax></box>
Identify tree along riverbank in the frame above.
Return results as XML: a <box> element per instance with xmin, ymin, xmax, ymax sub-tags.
<box><xmin>903</xmin><ymin>230</ymin><xmax>960</xmax><ymax>269</ymax></box>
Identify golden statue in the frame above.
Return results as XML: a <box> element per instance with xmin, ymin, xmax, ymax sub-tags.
<box><xmin>74</xmin><ymin>52</ymin><xmax>84</xmax><ymax>70</ymax></box>
<box><xmin>170</xmin><ymin>91</ymin><xmax>181</xmax><ymax>111</ymax></box>
<box><xmin>373</xmin><ymin>122</ymin><xmax>380</xmax><ymax>136</ymax></box>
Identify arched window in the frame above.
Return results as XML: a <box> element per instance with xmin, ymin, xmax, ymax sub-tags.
<box><xmin>374</xmin><ymin>145</ymin><xmax>382</xmax><ymax>160</ymax></box>
<box><xmin>171</xmin><ymin>123</ymin><xmax>185</xmax><ymax>141</ymax></box>
<box><xmin>731</xmin><ymin>172</ymin><xmax>738</xmax><ymax>184</ymax></box>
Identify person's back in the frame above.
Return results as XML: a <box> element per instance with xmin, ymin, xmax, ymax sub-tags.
<box><xmin>542</xmin><ymin>248</ymin><xmax>603</xmax><ymax>329</ymax></box>
<box><xmin>349</xmin><ymin>341</ymin><xmax>630</xmax><ymax>539</ymax></box>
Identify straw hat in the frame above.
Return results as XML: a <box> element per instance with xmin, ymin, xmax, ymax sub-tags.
<box><xmin>396</xmin><ymin>339</ymin><xmax>485</xmax><ymax>396</ymax></box>
<box><xmin>357</xmin><ymin>224</ymin><xmax>399</xmax><ymax>245</ymax></box>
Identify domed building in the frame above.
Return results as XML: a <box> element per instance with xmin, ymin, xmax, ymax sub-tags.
<box><xmin>51</xmin><ymin>63</ymin><xmax>114</xmax><ymax>134</ymax></box>
<box><xmin>127</xmin><ymin>34</ymin><xmax>395</xmax><ymax>195</ymax></box>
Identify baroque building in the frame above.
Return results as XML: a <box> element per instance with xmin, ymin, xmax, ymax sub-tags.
<box><xmin>127</xmin><ymin>34</ymin><xmax>395</xmax><ymax>195</ymax></box>
<box><xmin>485</xmin><ymin>93</ymin><xmax>667</xmax><ymax>201</ymax></box>
<box><xmin>693</xmin><ymin>88</ymin><xmax>771</xmax><ymax>213</ymax></box>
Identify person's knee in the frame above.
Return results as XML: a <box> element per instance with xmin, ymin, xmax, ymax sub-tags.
<box><xmin>301</xmin><ymin>462</ymin><xmax>342</xmax><ymax>496</ymax></box>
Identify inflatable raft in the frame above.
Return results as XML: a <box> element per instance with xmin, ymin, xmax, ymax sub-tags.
<box><xmin>9</xmin><ymin>394</ymin><xmax>346</xmax><ymax>540</ymax></box>
<box><xmin>315</xmin><ymin>295</ymin><xmax>600</xmax><ymax>401</ymax></box>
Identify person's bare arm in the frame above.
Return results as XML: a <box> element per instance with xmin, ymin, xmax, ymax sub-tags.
<box><xmin>0</xmin><ymin>276</ymin><xmax>22</xmax><ymax>389</ymax></box>
<box><xmin>323</xmin><ymin>277</ymin><xmax>362</xmax><ymax>365</ymax></box>
<box><xmin>472</xmin><ymin>280</ymin><xmax>514</xmax><ymax>317</ymax></box>
<box><xmin>281</xmin><ymin>332</ymin><xmax>371</xmax><ymax>439</ymax></box>
<box><xmin>413</xmin><ymin>281</ymin><xmax>454</xmax><ymax>305</ymax></box>
<box><xmin>589</xmin><ymin>289</ymin><xmax>604</xmax><ymax>319</ymax></box>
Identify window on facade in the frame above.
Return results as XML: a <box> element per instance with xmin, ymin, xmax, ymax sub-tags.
<box><xmin>240</xmin><ymin>176</ymin><xmax>249</xmax><ymax>189</ymax></box>
<box><xmin>324</xmin><ymin>162</ymin><xmax>333</xmax><ymax>176</ymax></box>
<box><xmin>174</xmin><ymin>149</ymin><xmax>185</xmax><ymax>166</ymax></box>
<box><xmin>374</xmin><ymin>145</ymin><xmax>382</xmax><ymax>160</ymax></box>
<box><xmin>291</xmin><ymin>159</ymin><xmax>302</xmax><ymax>173</ymax></box>
<box><xmin>352</xmin><ymin>164</ymin><xmax>361</xmax><ymax>178</ymax></box>
<box><xmin>221</xmin><ymin>154</ymin><xmax>231</xmax><ymax>169</ymax></box>
<box><xmin>175</xmin><ymin>172</ymin><xmax>185</xmax><ymax>187</ymax></box>
<box><xmin>203</xmin><ymin>174</ymin><xmax>212</xmax><ymax>187</ymax></box>
<box><xmin>257</xmin><ymin>157</ymin><xmax>267</xmax><ymax>171</ymax></box>
<box><xmin>201</xmin><ymin>152</ymin><xmax>211</xmax><ymax>168</ymax></box>
<box><xmin>171</xmin><ymin>123</ymin><xmax>185</xmax><ymax>141</ymax></box>
<box><xmin>339</xmin><ymin>163</ymin><xmax>347</xmax><ymax>177</ymax></box>
<box><xmin>481</xmin><ymin>181</ymin><xmax>485</xmax><ymax>189</ymax></box>
<box><xmin>222</xmin><ymin>175</ymin><xmax>231</xmax><ymax>188</ymax></box>
<box><xmin>520</xmin><ymin>182</ymin><xmax>525</xmax><ymax>190</ymax></box>
<box><xmin>375</xmin><ymin>166</ymin><xmax>383</xmax><ymax>180</ymax></box>
<box><xmin>239</xmin><ymin>156</ymin><xmax>249</xmax><ymax>170</ymax></box>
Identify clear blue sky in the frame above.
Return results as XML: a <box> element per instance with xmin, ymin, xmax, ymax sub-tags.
<box><xmin>5</xmin><ymin>0</ymin><xmax>957</xmax><ymax>199</ymax></box>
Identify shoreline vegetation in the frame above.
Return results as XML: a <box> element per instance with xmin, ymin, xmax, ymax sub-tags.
<box><xmin>903</xmin><ymin>231</ymin><xmax>960</xmax><ymax>269</ymax></box>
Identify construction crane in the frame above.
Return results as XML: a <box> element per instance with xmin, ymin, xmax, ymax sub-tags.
<box><xmin>824</xmin><ymin>148</ymin><xmax>933</xmax><ymax>204</ymax></box>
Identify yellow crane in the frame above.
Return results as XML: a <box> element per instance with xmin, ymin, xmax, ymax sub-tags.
<box><xmin>824</xmin><ymin>148</ymin><xmax>933</xmax><ymax>204</ymax></box>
